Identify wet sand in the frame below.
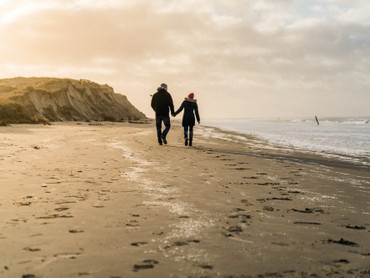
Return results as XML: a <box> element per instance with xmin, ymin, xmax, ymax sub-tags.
<box><xmin>0</xmin><ymin>122</ymin><xmax>369</xmax><ymax>278</ymax></box>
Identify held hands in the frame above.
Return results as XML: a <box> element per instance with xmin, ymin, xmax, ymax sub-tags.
<box><xmin>198</xmin><ymin>121</ymin><xmax>200</xmax><ymax>124</ymax></box>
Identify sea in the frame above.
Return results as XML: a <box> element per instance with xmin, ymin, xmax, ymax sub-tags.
<box><xmin>202</xmin><ymin>117</ymin><xmax>370</xmax><ymax>167</ymax></box>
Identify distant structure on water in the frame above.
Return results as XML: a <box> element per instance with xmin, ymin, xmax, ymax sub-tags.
<box><xmin>315</xmin><ymin>116</ymin><xmax>320</xmax><ymax>125</ymax></box>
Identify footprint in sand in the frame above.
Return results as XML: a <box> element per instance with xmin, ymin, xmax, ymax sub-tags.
<box><xmin>198</xmin><ymin>263</ymin><xmax>213</xmax><ymax>270</ymax></box>
<box><xmin>223</xmin><ymin>225</ymin><xmax>243</xmax><ymax>237</ymax></box>
<box><xmin>294</xmin><ymin>221</ymin><xmax>321</xmax><ymax>225</ymax></box>
<box><xmin>291</xmin><ymin>208</ymin><xmax>325</xmax><ymax>214</ymax></box>
<box><xmin>243</xmin><ymin>176</ymin><xmax>258</xmax><ymax>180</ymax></box>
<box><xmin>345</xmin><ymin>225</ymin><xmax>366</xmax><ymax>230</ymax></box>
<box><xmin>257</xmin><ymin>182</ymin><xmax>280</xmax><ymax>186</ymax></box>
<box><xmin>133</xmin><ymin>260</ymin><xmax>159</xmax><ymax>272</ymax></box>
<box><xmin>164</xmin><ymin>239</ymin><xmax>200</xmax><ymax>249</ymax></box>
<box><xmin>131</xmin><ymin>242</ymin><xmax>148</xmax><ymax>247</ymax></box>
<box><xmin>55</xmin><ymin>207</ymin><xmax>69</xmax><ymax>212</ymax></box>
<box><xmin>327</xmin><ymin>238</ymin><xmax>359</xmax><ymax>247</ymax></box>
<box><xmin>288</xmin><ymin>190</ymin><xmax>302</xmax><ymax>194</ymax></box>
<box><xmin>69</xmin><ymin>229</ymin><xmax>84</xmax><ymax>233</ymax></box>
<box><xmin>36</xmin><ymin>214</ymin><xmax>73</xmax><ymax>219</ymax></box>
<box><xmin>334</xmin><ymin>259</ymin><xmax>350</xmax><ymax>264</ymax></box>
<box><xmin>263</xmin><ymin>206</ymin><xmax>275</xmax><ymax>212</ymax></box>
<box><xmin>23</xmin><ymin>247</ymin><xmax>41</xmax><ymax>252</ymax></box>
<box><xmin>22</xmin><ymin>275</ymin><xmax>36</xmax><ymax>278</ymax></box>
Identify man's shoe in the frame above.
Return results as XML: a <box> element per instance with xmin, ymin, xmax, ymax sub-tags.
<box><xmin>189</xmin><ymin>139</ymin><xmax>193</xmax><ymax>146</ymax></box>
<box><xmin>161</xmin><ymin>135</ymin><xmax>167</xmax><ymax>144</ymax></box>
<box><xmin>184</xmin><ymin>137</ymin><xmax>188</xmax><ymax>146</ymax></box>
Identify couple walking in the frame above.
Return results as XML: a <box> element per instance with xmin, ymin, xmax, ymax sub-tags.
<box><xmin>151</xmin><ymin>83</ymin><xmax>200</xmax><ymax>146</ymax></box>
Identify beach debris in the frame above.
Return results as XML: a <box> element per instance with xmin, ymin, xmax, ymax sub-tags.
<box><xmin>327</xmin><ymin>238</ymin><xmax>359</xmax><ymax>247</ymax></box>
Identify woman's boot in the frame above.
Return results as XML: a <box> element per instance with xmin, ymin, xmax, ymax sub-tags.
<box><xmin>184</xmin><ymin>136</ymin><xmax>188</xmax><ymax>146</ymax></box>
<box><xmin>189</xmin><ymin>139</ymin><xmax>193</xmax><ymax>146</ymax></box>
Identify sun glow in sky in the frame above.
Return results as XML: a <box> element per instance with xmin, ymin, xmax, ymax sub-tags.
<box><xmin>0</xmin><ymin>0</ymin><xmax>369</xmax><ymax>118</ymax></box>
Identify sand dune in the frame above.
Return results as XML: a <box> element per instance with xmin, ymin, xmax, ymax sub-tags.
<box><xmin>0</xmin><ymin>78</ymin><xmax>146</xmax><ymax>124</ymax></box>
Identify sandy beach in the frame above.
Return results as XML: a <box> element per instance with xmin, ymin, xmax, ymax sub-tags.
<box><xmin>0</xmin><ymin>122</ymin><xmax>369</xmax><ymax>278</ymax></box>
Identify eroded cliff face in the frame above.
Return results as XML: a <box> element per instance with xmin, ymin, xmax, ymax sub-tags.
<box><xmin>0</xmin><ymin>77</ymin><xmax>146</xmax><ymax>124</ymax></box>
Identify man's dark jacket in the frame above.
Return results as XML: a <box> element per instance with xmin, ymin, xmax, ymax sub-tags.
<box><xmin>151</xmin><ymin>88</ymin><xmax>175</xmax><ymax>117</ymax></box>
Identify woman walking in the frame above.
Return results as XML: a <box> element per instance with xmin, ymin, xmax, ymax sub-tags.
<box><xmin>174</xmin><ymin>93</ymin><xmax>200</xmax><ymax>146</ymax></box>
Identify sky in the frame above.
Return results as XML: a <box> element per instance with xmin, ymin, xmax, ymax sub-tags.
<box><xmin>0</xmin><ymin>0</ymin><xmax>369</xmax><ymax>119</ymax></box>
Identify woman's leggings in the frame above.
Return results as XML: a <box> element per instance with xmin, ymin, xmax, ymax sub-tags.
<box><xmin>184</xmin><ymin>125</ymin><xmax>193</xmax><ymax>139</ymax></box>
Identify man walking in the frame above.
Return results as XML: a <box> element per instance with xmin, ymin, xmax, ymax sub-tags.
<box><xmin>151</xmin><ymin>83</ymin><xmax>175</xmax><ymax>145</ymax></box>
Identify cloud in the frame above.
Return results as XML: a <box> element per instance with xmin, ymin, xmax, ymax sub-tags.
<box><xmin>0</xmin><ymin>0</ymin><xmax>369</xmax><ymax>118</ymax></box>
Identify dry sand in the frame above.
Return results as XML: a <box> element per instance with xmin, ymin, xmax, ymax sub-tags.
<box><xmin>0</xmin><ymin>122</ymin><xmax>369</xmax><ymax>278</ymax></box>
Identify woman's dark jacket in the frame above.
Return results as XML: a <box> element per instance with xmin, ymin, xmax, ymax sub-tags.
<box><xmin>174</xmin><ymin>99</ymin><xmax>200</xmax><ymax>127</ymax></box>
<box><xmin>151</xmin><ymin>88</ymin><xmax>175</xmax><ymax>117</ymax></box>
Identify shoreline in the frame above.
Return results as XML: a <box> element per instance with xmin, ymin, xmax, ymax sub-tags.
<box><xmin>200</xmin><ymin>125</ymin><xmax>370</xmax><ymax>172</ymax></box>
<box><xmin>1</xmin><ymin>122</ymin><xmax>369</xmax><ymax>277</ymax></box>
<box><xmin>201</xmin><ymin>118</ymin><xmax>370</xmax><ymax>168</ymax></box>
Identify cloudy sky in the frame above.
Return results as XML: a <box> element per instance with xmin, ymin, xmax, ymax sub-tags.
<box><xmin>0</xmin><ymin>0</ymin><xmax>369</xmax><ymax>119</ymax></box>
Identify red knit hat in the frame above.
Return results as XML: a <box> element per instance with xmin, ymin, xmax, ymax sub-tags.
<box><xmin>188</xmin><ymin>93</ymin><xmax>194</xmax><ymax>99</ymax></box>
